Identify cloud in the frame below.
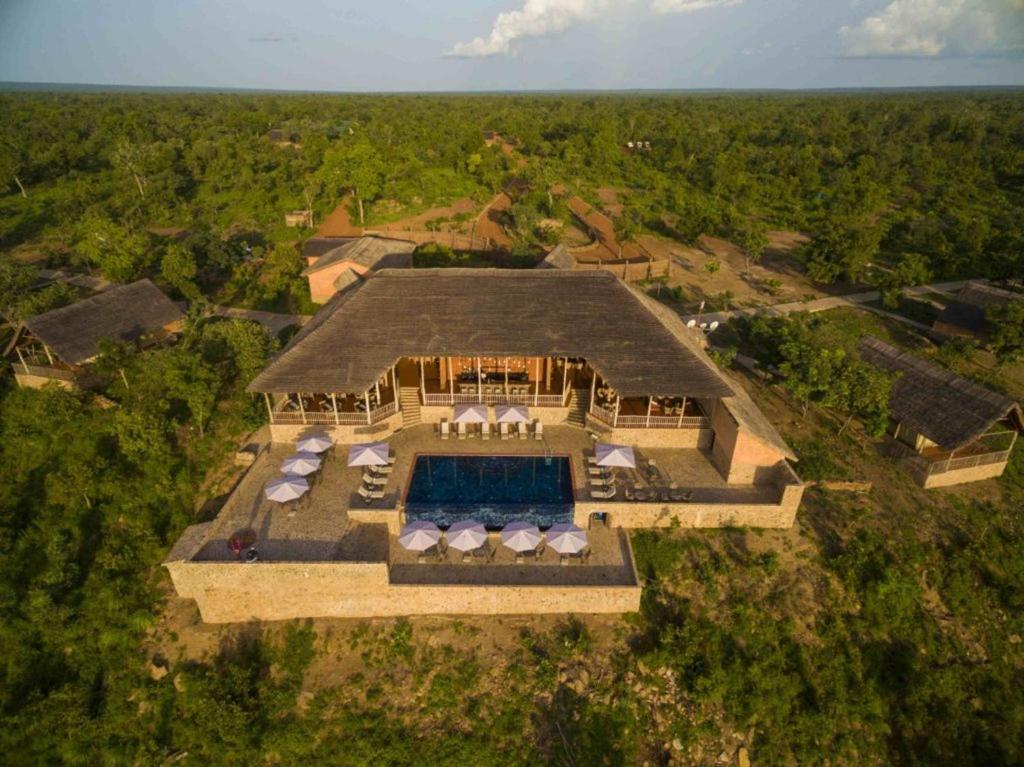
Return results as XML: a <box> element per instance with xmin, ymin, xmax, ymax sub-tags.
<box><xmin>651</xmin><ymin>0</ymin><xmax>742</xmax><ymax>13</ymax></box>
<box><xmin>838</xmin><ymin>0</ymin><xmax>1017</xmax><ymax>57</ymax></box>
<box><xmin>444</xmin><ymin>0</ymin><xmax>743</xmax><ymax>57</ymax></box>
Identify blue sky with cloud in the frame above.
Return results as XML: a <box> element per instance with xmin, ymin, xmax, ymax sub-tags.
<box><xmin>0</xmin><ymin>0</ymin><xmax>1021</xmax><ymax>90</ymax></box>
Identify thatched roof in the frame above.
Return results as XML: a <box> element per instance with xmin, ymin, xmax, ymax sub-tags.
<box><xmin>538</xmin><ymin>244</ymin><xmax>577</xmax><ymax>270</ymax></box>
<box><xmin>302</xmin><ymin>236</ymin><xmax>416</xmax><ymax>276</ymax></box>
<box><xmin>249</xmin><ymin>269</ymin><xmax>735</xmax><ymax>399</ymax></box>
<box><xmin>935</xmin><ymin>282</ymin><xmax>1023</xmax><ymax>336</ymax></box>
<box><xmin>15</xmin><ymin>279</ymin><xmax>183</xmax><ymax>365</ymax></box>
<box><xmin>719</xmin><ymin>374</ymin><xmax>798</xmax><ymax>461</ymax></box>
<box><xmin>859</xmin><ymin>336</ymin><xmax>1021</xmax><ymax>450</ymax></box>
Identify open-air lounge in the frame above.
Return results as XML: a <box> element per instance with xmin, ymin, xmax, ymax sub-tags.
<box><xmin>164</xmin><ymin>269</ymin><xmax>805</xmax><ymax>622</ymax></box>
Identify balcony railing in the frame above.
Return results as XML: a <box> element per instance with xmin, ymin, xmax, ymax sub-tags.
<box><xmin>590</xmin><ymin>404</ymin><xmax>710</xmax><ymax>429</ymax></box>
<box><xmin>921</xmin><ymin>449</ymin><xmax>1011</xmax><ymax>477</ymax></box>
<box><xmin>423</xmin><ymin>392</ymin><xmax>566</xmax><ymax>407</ymax></box>
<box><xmin>15</xmin><ymin>362</ymin><xmax>77</xmax><ymax>382</ymax></box>
<box><xmin>271</xmin><ymin>400</ymin><xmax>397</xmax><ymax>426</ymax></box>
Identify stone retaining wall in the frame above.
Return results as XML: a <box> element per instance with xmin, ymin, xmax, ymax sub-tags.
<box><xmin>921</xmin><ymin>460</ymin><xmax>1009</xmax><ymax>489</ymax></box>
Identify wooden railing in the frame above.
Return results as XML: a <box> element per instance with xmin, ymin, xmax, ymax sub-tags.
<box><xmin>589</xmin><ymin>405</ymin><xmax>709</xmax><ymax>429</ymax></box>
<box><xmin>271</xmin><ymin>400</ymin><xmax>397</xmax><ymax>426</ymax></box>
<box><xmin>422</xmin><ymin>392</ymin><xmax>566</xmax><ymax>407</ymax></box>
<box><xmin>16</xmin><ymin>363</ymin><xmax>76</xmax><ymax>382</ymax></box>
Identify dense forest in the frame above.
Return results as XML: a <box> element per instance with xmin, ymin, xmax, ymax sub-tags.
<box><xmin>1</xmin><ymin>91</ymin><xmax>1023</xmax><ymax>765</ymax></box>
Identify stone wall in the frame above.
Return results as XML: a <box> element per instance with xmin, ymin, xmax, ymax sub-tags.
<box><xmin>347</xmin><ymin>507</ymin><xmax>403</xmax><ymax>534</ymax></box>
<box><xmin>164</xmin><ymin>559</ymin><xmax>640</xmax><ymax>623</ymax></box>
<box><xmin>591</xmin><ymin>422</ymin><xmax>713</xmax><ymax>450</ymax></box>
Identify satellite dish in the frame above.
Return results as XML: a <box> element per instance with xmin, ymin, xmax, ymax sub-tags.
<box><xmin>686</xmin><ymin>319</ymin><xmax>697</xmax><ymax>328</ymax></box>
<box><xmin>699</xmin><ymin>322</ymin><xmax>708</xmax><ymax>330</ymax></box>
<box><xmin>708</xmin><ymin>321</ymin><xmax>720</xmax><ymax>332</ymax></box>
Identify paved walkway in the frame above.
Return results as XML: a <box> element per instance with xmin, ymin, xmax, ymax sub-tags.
<box><xmin>207</xmin><ymin>305</ymin><xmax>310</xmax><ymax>336</ymax></box>
<box><xmin>682</xmin><ymin>279</ymin><xmax>977</xmax><ymax>326</ymax></box>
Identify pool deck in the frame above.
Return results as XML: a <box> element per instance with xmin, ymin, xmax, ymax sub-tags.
<box><xmin>185</xmin><ymin>423</ymin><xmax>772</xmax><ymax>567</ymax></box>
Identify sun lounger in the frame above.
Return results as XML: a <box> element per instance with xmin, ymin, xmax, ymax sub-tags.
<box><xmin>457</xmin><ymin>421</ymin><xmax>468</xmax><ymax>440</ymax></box>
<box><xmin>362</xmin><ymin>471</ymin><xmax>387</xmax><ymax>486</ymax></box>
<box><xmin>588</xmin><ymin>466</ymin><xmax>610</xmax><ymax>477</ymax></box>
<box><xmin>586</xmin><ymin>456</ymin><xmax>600</xmax><ymax>466</ymax></box>
<box><xmin>591</xmin><ymin>486</ymin><xmax>616</xmax><ymax>500</ymax></box>
<box><xmin>499</xmin><ymin>422</ymin><xmax>511</xmax><ymax>440</ymax></box>
<box><xmin>358</xmin><ymin>485</ymin><xmax>385</xmax><ymax>503</ymax></box>
<box><xmin>481</xmin><ymin>423</ymin><xmax>491</xmax><ymax>440</ymax></box>
<box><xmin>534</xmin><ymin>420</ymin><xmax>543</xmax><ymax>440</ymax></box>
<box><xmin>371</xmin><ymin>464</ymin><xmax>393</xmax><ymax>475</ymax></box>
<box><xmin>518</xmin><ymin>422</ymin><xmax>528</xmax><ymax>440</ymax></box>
<box><xmin>440</xmin><ymin>419</ymin><xmax>450</xmax><ymax>440</ymax></box>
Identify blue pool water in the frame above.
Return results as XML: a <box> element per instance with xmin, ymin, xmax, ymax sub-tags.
<box><xmin>404</xmin><ymin>455</ymin><xmax>574</xmax><ymax>530</ymax></box>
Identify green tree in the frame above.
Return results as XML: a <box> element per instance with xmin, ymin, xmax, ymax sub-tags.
<box><xmin>733</xmin><ymin>219</ymin><xmax>770</xmax><ymax>271</ymax></box>
<box><xmin>987</xmin><ymin>300</ymin><xmax>1024</xmax><ymax>366</ymax></box>
<box><xmin>161</xmin><ymin>242</ymin><xmax>200</xmax><ymax>299</ymax></box>
<box><xmin>805</xmin><ymin>219</ymin><xmax>884</xmax><ymax>284</ymax></box>
<box><xmin>875</xmin><ymin>252</ymin><xmax>931</xmax><ymax>308</ymax></box>
<box><xmin>75</xmin><ymin>217</ymin><xmax>153</xmax><ymax>282</ymax></box>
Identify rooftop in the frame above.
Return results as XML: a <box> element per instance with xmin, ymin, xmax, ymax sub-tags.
<box><xmin>302</xmin><ymin>236</ymin><xmax>417</xmax><ymax>276</ymax></box>
<box><xmin>10</xmin><ymin>279</ymin><xmax>183</xmax><ymax>365</ymax></box>
<box><xmin>249</xmin><ymin>269</ymin><xmax>735</xmax><ymax>399</ymax></box>
<box><xmin>859</xmin><ymin>336</ymin><xmax>1022</xmax><ymax>450</ymax></box>
<box><xmin>935</xmin><ymin>282</ymin><xmax>1024</xmax><ymax>335</ymax></box>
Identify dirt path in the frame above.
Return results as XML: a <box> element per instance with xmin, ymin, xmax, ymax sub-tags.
<box><xmin>316</xmin><ymin>196</ymin><xmax>363</xmax><ymax>237</ymax></box>
<box><xmin>472</xmin><ymin>192</ymin><xmax>513</xmax><ymax>248</ymax></box>
<box><xmin>682</xmin><ymin>280</ymin><xmax>978</xmax><ymax>326</ymax></box>
<box><xmin>208</xmin><ymin>305</ymin><xmax>310</xmax><ymax>336</ymax></box>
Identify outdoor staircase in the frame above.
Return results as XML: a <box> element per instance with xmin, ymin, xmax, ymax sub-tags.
<box><xmin>399</xmin><ymin>387</ymin><xmax>422</xmax><ymax>428</ymax></box>
<box><xmin>566</xmin><ymin>388</ymin><xmax>588</xmax><ymax>428</ymax></box>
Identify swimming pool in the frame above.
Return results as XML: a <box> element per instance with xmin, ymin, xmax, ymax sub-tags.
<box><xmin>404</xmin><ymin>454</ymin><xmax>574</xmax><ymax>530</ymax></box>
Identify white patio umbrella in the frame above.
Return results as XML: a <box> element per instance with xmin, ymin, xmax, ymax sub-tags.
<box><xmin>546</xmin><ymin>523</ymin><xmax>588</xmax><ymax>555</ymax></box>
<box><xmin>280</xmin><ymin>451</ymin><xmax>322</xmax><ymax>476</ymax></box>
<box><xmin>500</xmin><ymin>521</ymin><xmax>542</xmax><ymax>553</ymax></box>
<box><xmin>495</xmin><ymin>404</ymin><xmax>530</xmax><ymax>423</ymax></box>
<box><xmin>398</xmin><ymin>520</ymin><xmax>441</xmax><ymax>552</ymax></box>
<box><xmin>347</xmin><ymin>442</ymin><xmax>390</xmax><ymax>467</ymax></box>
<box><xmin>264</xmin><ymin>475</ymin><xmax>310</xmax><ymax>502</ymax></box>
<box><xmin>446</xmin><ymin>520</ymin><xmax>488</xmax><ymax>552</ymax></box>
<box><xmin>595</xmin><ymin>443</ymin><xmax>636</xmax><ymax>468</ymax></box>
<box><xmin>452</xmin><ymin>403</ymin><xmax>488</xmax><ymax>423</ymax></box>
<box><xmin>296</xmin><ymin>433</ymin><xmax>333</xmax><ymax>454</ymax></box>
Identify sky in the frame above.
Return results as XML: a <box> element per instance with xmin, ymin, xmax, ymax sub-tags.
<box><xmin>0</xmin><ymin>0</ymin><xmax>1022</xmax><ymax>91</ymax></box>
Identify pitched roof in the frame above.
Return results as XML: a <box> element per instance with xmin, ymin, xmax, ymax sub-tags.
<box><xmin>719</xmin><ymin>374</ymin><xmax>797</xmax><ymax>461</ymax></box>
<box><xmin>859</xmin><ymin>336</ymin><xmax>1021</xmax><ymax>450</ymax></box>
<box><xmin>302</xmin><ymin>236</ymin><xmax>416</xmax><ymax>276</ymax></box>
<box><xmin>538</xmin><ymin>244</ymin><xmax>576</xmax><ymax>270</ymax></box>
<box><xmin>935</xmin><ymin>283</ymin><xmax>1024</xmax><ymax>335</ymax></box>
<box><xmin>249</xmin><ymin>269</ymin><xmax>735</xmax><ymax>399</ymax></box>
<box><xmin>301</xmin><ymin>236</ymin><xmax>357</xmax><ymax>261</ymax></box>
<box><xmin>18</xmin><ymin>279</ymin><xmax>184</xmax><ymax>365</ymax></box>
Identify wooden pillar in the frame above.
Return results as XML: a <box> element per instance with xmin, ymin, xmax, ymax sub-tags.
<box><xmin>448</xmin><ymin>357</ymin><xmax>454</xmax><ymax>399</ymax></box>
<box><xmin>613</xmin><ymin>393</ymin><xmax>620</xmax><ymax>428</ymax></box>
<box><xmin>504</xmin><ymin>357</ymin><xmax>509</xmax><ymax>395</ymax></box>
<box><xmin>677</xmin><ymin>396</ymin><xmax>687</xmax><ymax>428</ymax></box>
<box><xmin>375</xmin><ymin>380</ymin><xmax>381</xmax><ymax>404</ymax></box>
<box><xmin>391</xmin><ymin>366</ymin><xmax>398</xmax><ymax>398</ymax></box>
<box><xmin>365</xmin><ymin>390</ymin><xmax>372</xmax><ymax>425</ymax></box>
<box><xmin>589</xmin><ymin>371</ymin><xmax>597</xmax><ymax>414</ymax></box>
<box><xmin>297</xmin><ymin>393</ymin><xmax>306</xmax><ymax>425</ymax></box>
<box><xmin>15</xmin><ymin>346</ymin><xmax>28</xmax><ymax>374</ymax></box>
<box><xmin>264</xmin><ymin>393</ymin><xmax>273</xmax><ymax>422</ymax></box>
<box><xmin>331</xmin><ymin>393</ymin><xmax>339</xmax><ymax>425</ymax></box>
<box><xmin>646</xmin><ymin>396</ymin><xmax>653</xmax><ymax>428</ymax></box>
<box><xmin>440</xmin><ymin>356</ymin><xmax>447</xmax><ymax>388</ymax></box>
<box><xmin>477</xmin><ymin>357</ymin><xmax>482</xmax><ymax>400</ymax></box>
<box><xmin>545</xmin><ymin>356</ymin><xmax>553</xmax><ymax>391</ymax></box>
<box><xmin>534</xmin><ymin>358</ymin><xmax>540</xmax><ymax>406</ymax></box>
<box><xmin>419</xmin><ymin>358</ymin><xmax>426</xmax><ymax>399</ymax></box>
<box><xmin>43</xmin><ymin>344</ymin><xmax>54</xmax><ymax>366</ymax></box>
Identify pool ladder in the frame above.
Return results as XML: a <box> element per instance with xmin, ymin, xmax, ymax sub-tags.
<box><xmin>543</xmin><ymin>447</ymin><xmax>553</xmax><ymax>465</ymax></box>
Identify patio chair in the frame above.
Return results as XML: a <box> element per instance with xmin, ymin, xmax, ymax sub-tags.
<box><xmin>386</xmin><ymin>452</ymin><xmax>396</xmax><ymax>464</ymax></box>
<box><xmin>371</xmin><ymin>464</ymin><xmax>393</xmax><ymax>476</ymax></box>
<box><xmin>481</xmin><ymin>423</ymin><xmax>491</xmax><ymax>440</ymax></box>
<box><xmin>585</xmin><ymin>455</ymin><xmax>600</xmax><ymax>467</ymax></box>
<box><xmin>534</xmin><ymin>420</ymin><xmax>543</xmax><ymax>440</ymax></box>
<box><xmin>358</xmin><ymin>485</ymin><xmax>385</xmax><ymax>503</ymax></box>
<box><xmin>591</xmin><ymin>485</ymin><xmax>616</xmax><ymax>500</ymax></box>
<box><xmin>499</xmin><ymin>422</ymin><xmax>511</xmax><ymax>440</ymax></box>
<box><xmin>457</xmin><ymin>421</ymin><xmax>468</xmax><ymax>440</ymax></box>
<box><xmin>517</xmin><ymin>422</ymin><xmax>528</xmax><ymax>440</ymax></box>
<box><xmin>362</xmin><ymin>471</ymin><xmax>387</xmax><ymax>486</ymax></box>
<box><xmin>587</xmin><ymin>466</ymin><xmax>610</xmax><ymax>477</ymax></box>
<box><xmin>440</xmin><ymin>419</ymin><xmax>450</xmax><ymax>440</ymax></box>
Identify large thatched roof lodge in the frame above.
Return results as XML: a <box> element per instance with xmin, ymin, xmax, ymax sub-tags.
<box><xmin>932</xmin><ymin>282</ymin><xmax>1023</xmax><ymax>339</ymax></box>
<box><xmin>5</xmin><ymin>279</ymin><xmax>184</xmax><ymax>389</ymax></box>
<box><xmin>165</xmin><ymin>268</ymin><xmax>804</xmax><ymax>622</ymax></box>
<box><xmin>860</xmin><ymin>337</ymin><xmax>1022</xmax><ymax>488</ymax></box>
